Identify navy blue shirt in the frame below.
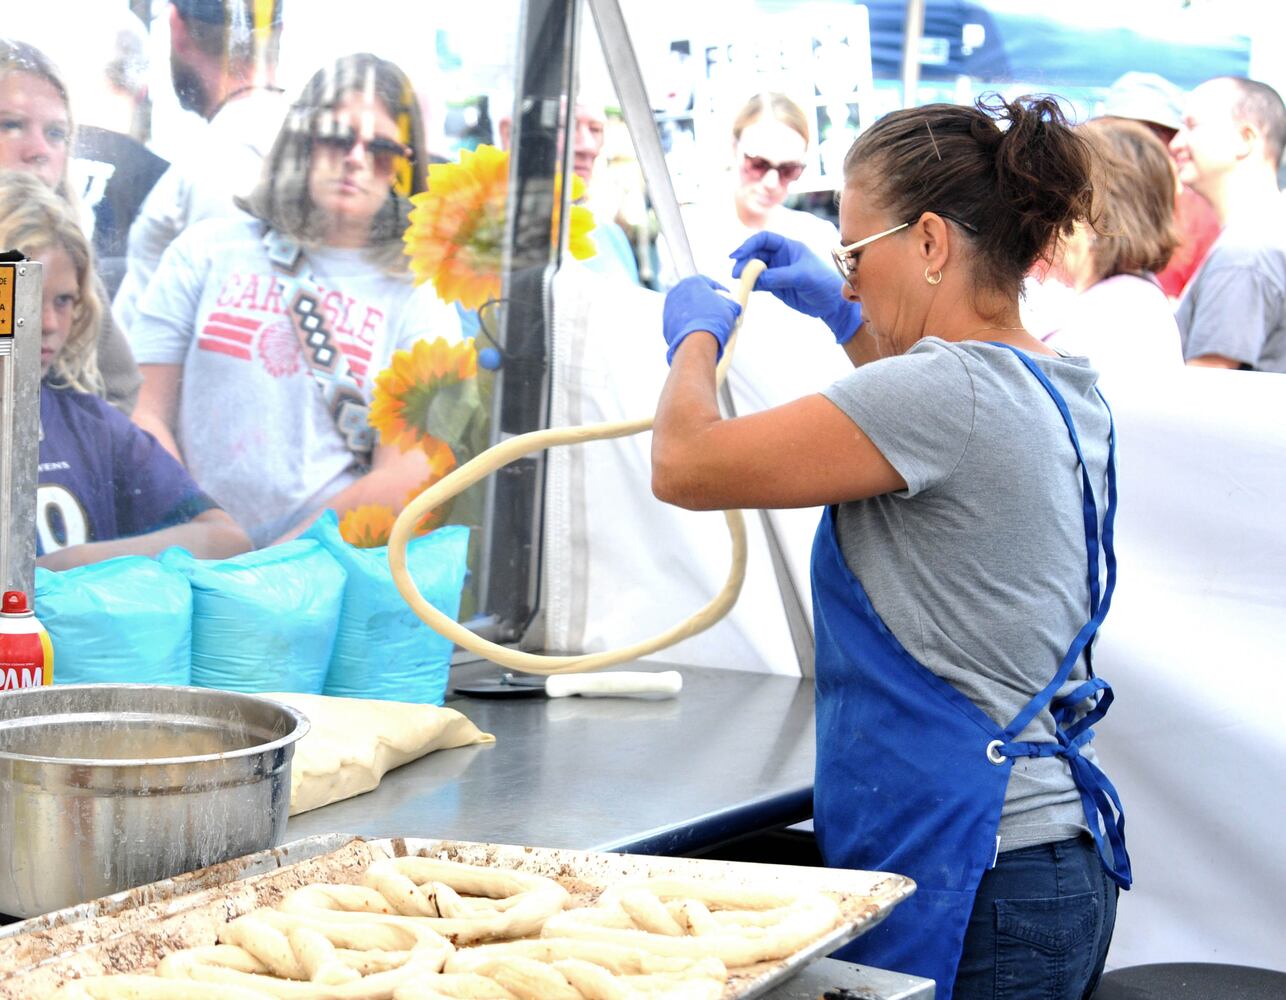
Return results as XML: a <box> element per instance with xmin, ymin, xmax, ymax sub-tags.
<box><xmin>37</xmin><ymin>383</ymin><xmax>216</xmax><ymax>555</ymax></box>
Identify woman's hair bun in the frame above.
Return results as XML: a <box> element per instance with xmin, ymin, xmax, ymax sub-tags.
<box><xmin>980</xmin><ymin>93</ymin><xmax>1096</xmax><ymax>272</ymax></box>
<box><xmin>845</xmin><ymin>93</ymin><xmax>1095</xmax><ymax>298</ymax></box>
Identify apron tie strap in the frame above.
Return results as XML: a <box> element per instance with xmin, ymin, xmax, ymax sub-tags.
<box><xmin>994</xmin><ymin>727</ymin><xmax>1132</xmax><ymax>890</ymax></box>
<box><xmin>1069</xmin><ymin>751</ymin><xmax>1133</xmax><ymax>889</ymax></box>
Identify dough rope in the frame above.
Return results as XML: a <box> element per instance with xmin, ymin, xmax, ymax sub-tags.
<box><xmin>386</xmin><ymin>261</ymin><xmax>766</xmax><ymax>675</ymax></box>
<box><xmin>540</xmin><ymin>879</ymin><xmax>843</xmax><ymax>968</ymax></box>
<box><xmin>443</xmin><ymin>939</ymin><xmax>724</xmax><ymax>977</ymax></box>
<box><xmin>279</xmin><ymin>857</ymin><xmax>571</xmax><ymax>945</ymax></box>
<box><xmin>156</xmin><ymin>911</ymin><xmax>452</xmax><ymax>998</ymax></box>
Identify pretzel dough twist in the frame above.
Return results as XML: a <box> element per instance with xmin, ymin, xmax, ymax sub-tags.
<box><xmin>540</xmin><ymin>879</ymin><xmax>842</xmax><ymax>968</ymax></box>
<box><xmin>438</xmin><ymin>940</ymin><xmax>728</xmax><ymax>1000</ymax></box>
<box><xmin>279</xmin><ymin>858</ymin><xmax>570</xmax><ymax>945</ymax></box>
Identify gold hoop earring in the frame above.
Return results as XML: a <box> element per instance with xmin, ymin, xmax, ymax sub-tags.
<box><xmin>925</xmin><ymin>266</ymin><xmax>943</xmax><ymax>286</ymax></box>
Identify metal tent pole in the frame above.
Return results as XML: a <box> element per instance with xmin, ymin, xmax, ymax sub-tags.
<box><xmin>586</xmin><ymin>0</ymin><xmax>816</xmax><ymax>677</ymax></box>
<box><xmin>901</xmin><ymin>0</ymin><xmax>927</xmax><ymax>108</ymax></box>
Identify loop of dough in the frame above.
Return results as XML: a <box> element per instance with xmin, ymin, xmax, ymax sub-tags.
<box><xmin>386</xmin><ymin>261</ymin><xmax>767</xmax><ymax>677</ymax></box>
<box><xmin>278</xmin><ymin>858</ymin><xmax>569</xmax><ymax>945</ymax></box>
<box><xmin>444</xmin><ymin>939</ymin><xmax>724</xmax><ymax>978</ymax></box>
<box><xmin>670</xmin><ymin>900</ymin><xmax>717</xmax><ymax>936</ymax></box>
<box><xmin>597</xmin><ymin>879</ymin><xmax>795</xmax><ymax>913</ymax></box>
<box><xmin>392</xmin><ymin>973</ymin><xmax>517</xmax><ymax>999</ymax></box>
<box><xmin>552</xmin><ymin>958</ymin><xmax>726</xmax><ymax>1000</ymax></box>
<box><xmin>616</xmin><ymin>891</ymin><xmax>685</xmax><ymax>937</ymax></box>
<box><xmin>469</xmin><ymin>956</ymin><xmax>582</xmax><ymax>1000</ymax></box>
<box><xmin>549</xmin><ymin>959</ymin><xmax>628</xmax><ymax>1000</ymax></box>
<box><xmin>543</xmin><ymin>890</ymin><xmax>842</xmax><ymax>968</ymax></box>
<box><xmin>157</xmin><ymin>911</ymin><xmax>452</xmax><ymax>998</ymax></box>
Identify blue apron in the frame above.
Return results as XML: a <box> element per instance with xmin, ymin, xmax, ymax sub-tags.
<box><xmin>812</xmin><ymin>346</ymin><xmax>1131</xmax><ymax>998</ymax></box>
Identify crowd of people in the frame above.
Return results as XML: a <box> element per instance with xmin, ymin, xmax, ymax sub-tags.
<box><xmin>0</xmin><ymin>1</ymin><xmax>1282</xmax><ymax>576</ymax></box>
<box><xmin>1</xmin><ymin>4</ymin><xmax>1282</xmax><ymax>998</ymax></box>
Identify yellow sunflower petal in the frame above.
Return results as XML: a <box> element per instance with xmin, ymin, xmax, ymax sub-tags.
<box><xmin>405</xmin><ymin>144</ymin><xmax>509</xmax><ymax>308</ymax></box>
<box><xmin>368</xmin><ymin>338</ymin><xmax>480</xmax><ymax>453</ymax></box>
<box><xmin>339</xmin><ymin>505</ymin><xmax>397</xmax><ymax>548</ymax></box>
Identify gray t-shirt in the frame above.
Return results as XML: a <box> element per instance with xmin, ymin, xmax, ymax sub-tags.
<box><xmin>1174</xmin><ymin>206</ymin><xmax>1286</xmax><ymax>373</ymax></box>
<box><xmin>821</xmin><ymin>338</ymin><xmax>1111</xmax><ymax>852</ymax></box>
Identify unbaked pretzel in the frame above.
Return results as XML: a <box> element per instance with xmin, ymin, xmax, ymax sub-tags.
<box><xmin>540</xmin><ymin>879</ymin><xmax>842</xmax><ymax>968</ymax></box>
<box><xmin>444</xmin><ymin>939</ymin><xmax>725</xmax><ymax>978</ymax></box>
<box><xmin>441</xmin><ymin>941</ymin><xmax>728</xmax><ymax>1000</ymax></box>
<box><xmin>279</xmin><ymin>857</ymin><xmax>570</xmax><ymax>945</ymax></box>
<box><xmin>152</xmin><ymin>908</ymin><xmax>452</xmax><ymax>998</ymax></box>
<box><xmin>392</xmin><ymin>973</ymin><xmax>517</xmax><ymax>999</ymax></box>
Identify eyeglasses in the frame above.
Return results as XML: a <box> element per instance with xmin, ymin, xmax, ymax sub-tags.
<box><xmin>742</xmin><ymin>153</ymin><xmax>806</xmax><ymax>184</ymax></box>
<box><xmin>831</xmin><ymin>222</ymin><xmax>911</xmax><ymax>284</ymax></box>
<box><xmin>831</xmin><ymin>213</ymin><xmax>980</xmax><ymax>285</ymax></box>
<box><xmin>313</xmin><ymin>127</ymin><xmax>413</xmax><ymax>174</ymax></box>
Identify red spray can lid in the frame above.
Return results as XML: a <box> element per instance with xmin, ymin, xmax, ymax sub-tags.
<box><xmin>1</xmin><ymin>591</ymin><xmax>33</xmax><ymax>617</ymax></box>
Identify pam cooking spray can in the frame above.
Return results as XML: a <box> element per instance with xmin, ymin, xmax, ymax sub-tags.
<box><xmin>0</xmin><ymin>591</ymin><xmax>52</xmax><ymax>689</ymax></box>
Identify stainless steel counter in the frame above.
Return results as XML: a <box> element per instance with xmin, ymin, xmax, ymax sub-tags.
<box><xmin>281</xmin><ymin>666</ymin><xmax>938</xmax><ymax>998</ymax></box>
<box><xmin>287</xmin><ymin>662</ymin><xmax>816</xmax><ymax>854</ymax></box>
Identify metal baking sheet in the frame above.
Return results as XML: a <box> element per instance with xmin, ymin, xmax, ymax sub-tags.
<box><xmin>0</xmin><ymin>834</ymin><xmax>916</xmax><ymax>999</ymax></box>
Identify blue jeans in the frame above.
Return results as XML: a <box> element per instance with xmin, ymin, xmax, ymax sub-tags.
<box><xmin>953</xmin><ymin>834</ymin><xmax>1118</xmax><ymax>1000</ymax></box>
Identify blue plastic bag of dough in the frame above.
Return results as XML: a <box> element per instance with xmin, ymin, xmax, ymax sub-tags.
<box><xmin>302</xmin><ymin>511</ymin><xmax>469</xmax><ymax>705</ymax></box>
<box><xmin>34</xmin><ymin>558</ymin><xmax>192</xmax><ymax>686</ymax></box>
<box><xmin>160</xmin><ymin>540</ymin><xmax>346</xmax><ymax>694</ymax></box>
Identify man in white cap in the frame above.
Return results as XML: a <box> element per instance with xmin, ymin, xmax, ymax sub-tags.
<box><xmin>1170</xmin><ymin>76</ymin><xmax>1286</xmax><ymax>372</ymax></box>
<box><xmin>1099</xmin><ymin>71</ymin><xmax>1220</xmax><ymax>300</ymax></box>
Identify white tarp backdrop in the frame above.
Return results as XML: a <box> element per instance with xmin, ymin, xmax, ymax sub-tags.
<box><xmin>1088</xmin><ymin>364</ymin><xmax>1286</xmax><ymax>971</ymax></box>
<box><xmin>543</xmin><ymin>269</ymin><xmax>1286</xmax><ymax>969</ymax></box>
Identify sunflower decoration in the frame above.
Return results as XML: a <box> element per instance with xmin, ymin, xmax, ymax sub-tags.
<box><xmin>403</xmin><ymin>143</ymin><xmax>596</xmax><ymax>310</ymax></box>
<box><xmin>339</xmin><ymin>504</ymin><xmax>397</xmax><ymax>548</ymax></box>
<box><xmin>337</xmin><ymin>438</ymin><xmax>459</xmax><ymax>548</ymax></box>
<box><xmin>368</xmin><ymin>337</ymin><xmax>479</xmax><ymax>454</ymax></box>
<box><xmin>348</xmin><ymin>337</ymin><xmax>491</xmax><ymax>552</ymax></box>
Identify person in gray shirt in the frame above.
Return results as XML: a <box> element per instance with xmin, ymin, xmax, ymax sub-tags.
<box><xmin>1171</xmin><ymin>76</ymin><xmax>1286</xmax><ymax>372</ymax></box>
<box><xmin>654</xmin><ymin>95</ymin><xmax>1124</xmax><ymax>1000</ymax></box>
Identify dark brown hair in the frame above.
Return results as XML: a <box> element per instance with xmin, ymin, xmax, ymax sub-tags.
<box><xmin>236</xmin><ymin>52</ymin><xmax>426</xmax><ymax>272</ymax></box>
<box><xmin>177</xmin><ymin>0</ymin><xmax>282</xmax><ymax>68</ymax></box>
<box><xmin>1082</xmin><ymin>117</ymin><xmax>1179</xmax><ymax>281</ymax></box>
<box><xmin>843</xmin><ymin>95</ymin><xmax>1095</xmax><ymax>299</ymax></box>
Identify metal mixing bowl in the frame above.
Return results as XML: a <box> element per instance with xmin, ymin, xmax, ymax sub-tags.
<box><xmin>0</xmin><ymin>684</ymin><xmax>309</xmax><ymax>917</ymax></box>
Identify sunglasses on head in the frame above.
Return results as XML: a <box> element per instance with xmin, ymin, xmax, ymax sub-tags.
<box><xmin>313</xmin><ymin>127</ymin><xmax>413</xmax><ymax>173</ymax></box>
<box><xmin>742</xmin><ymin>153</ymin><xmax>806</xmax><ymax>184</ymax></box>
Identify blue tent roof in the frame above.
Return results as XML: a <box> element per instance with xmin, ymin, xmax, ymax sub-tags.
<box><xmin>861</xmin><ymin>0</ymin><xmax>1251</xmax><ymax>89</ymax></box>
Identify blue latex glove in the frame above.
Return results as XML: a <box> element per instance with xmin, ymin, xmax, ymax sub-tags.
<box><xmin>729</xmin><ymin>231</ymin><xmax>863</xmax><ymax>344</ymax></box>
<box><xmin>662</xmin><ymin>275</ymin><xmax>742</xmax><ymax>365</ymax></box>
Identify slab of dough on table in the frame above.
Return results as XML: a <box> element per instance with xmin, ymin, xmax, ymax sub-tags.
<box><xmin>265</xmin><ymin>693</ymin><xmax>495</xmax><ymax>815</ymax></box>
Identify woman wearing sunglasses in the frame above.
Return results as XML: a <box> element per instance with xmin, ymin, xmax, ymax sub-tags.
<box><xmin>661</xmin><ymin>91</ymin><xmax>837</xmax><ymax>290</ymax></box>
<box><xmin>654</xmin><ymin>96</ymin><xmax>1128</xmax><ymax>1000</ymax></box>
<box><xmin>127</xmin><ymin>52</ymin><xmax>461</xmax><ymax>547</ymax></box>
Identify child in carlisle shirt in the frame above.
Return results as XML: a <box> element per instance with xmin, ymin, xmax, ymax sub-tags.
<box><xmin>127</xmin><ymin>53</ymin><xmax>463</xmax><ymax>548</ymax></box>
<box><xmin>0</xmin><ymin>172</ymin><xmax>252</xmax><ymax>569</ymax></box>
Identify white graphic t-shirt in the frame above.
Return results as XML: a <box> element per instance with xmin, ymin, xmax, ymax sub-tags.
<box><xmin>129</xmin><ymin>216</ymin><xmax>462</xmax><ymax>545</ymax></box>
